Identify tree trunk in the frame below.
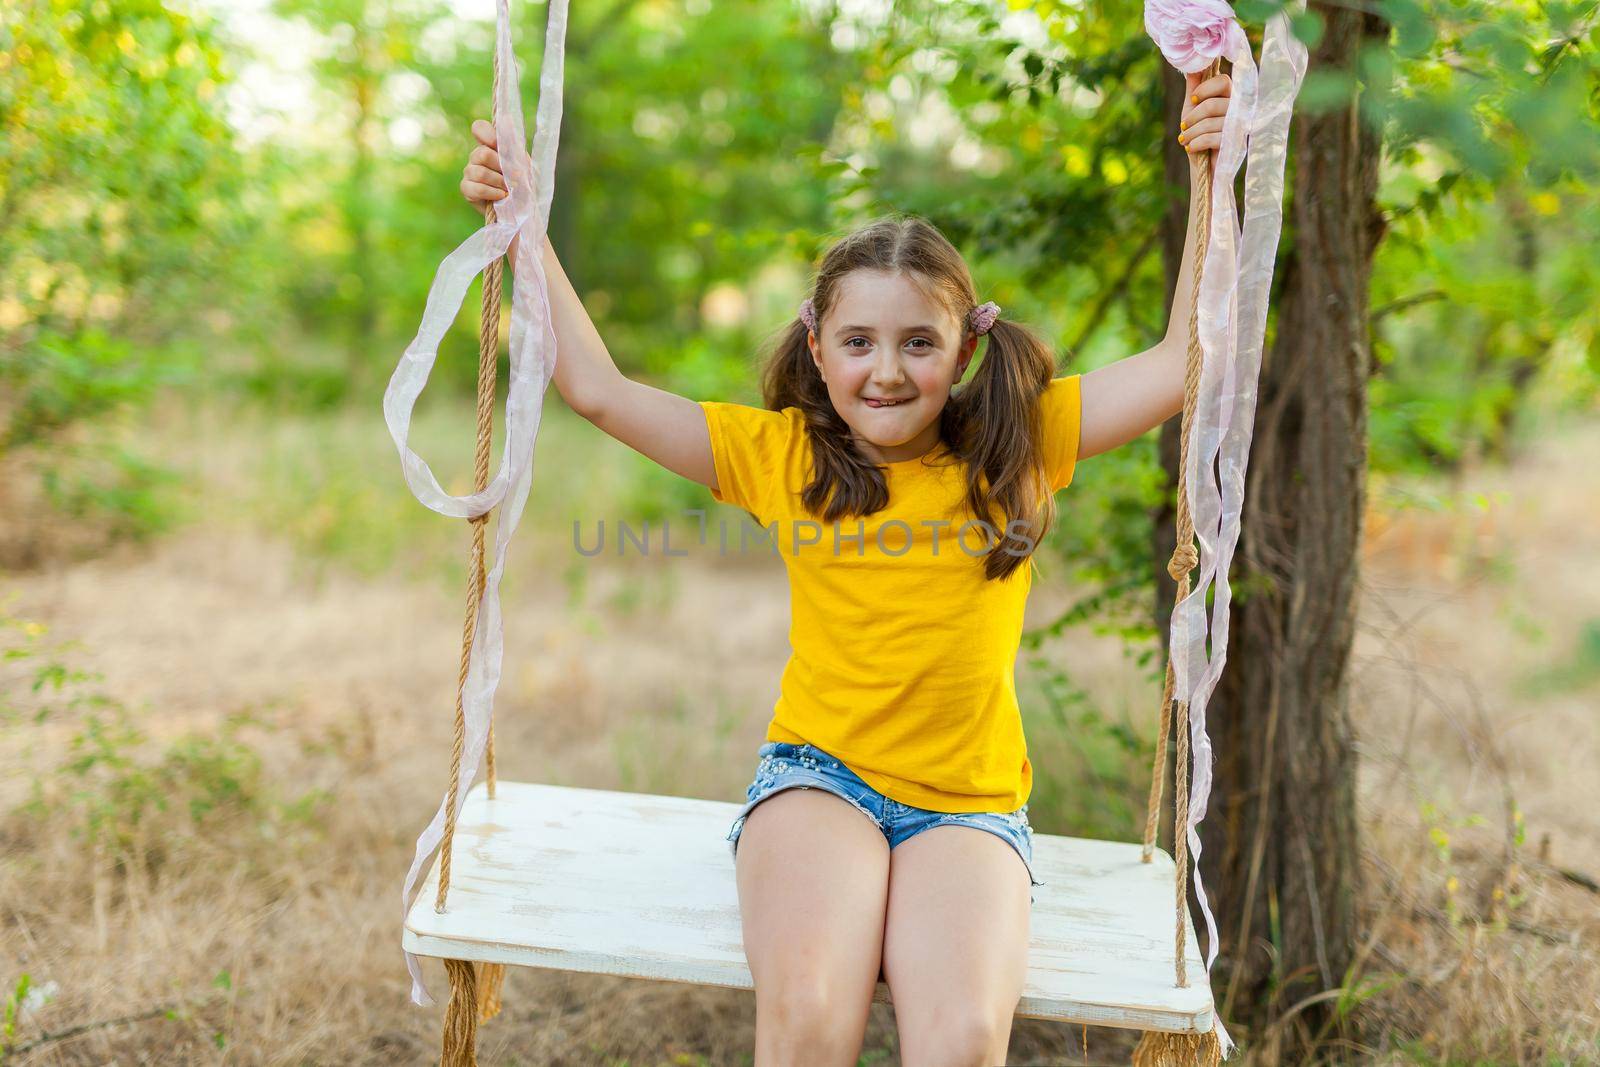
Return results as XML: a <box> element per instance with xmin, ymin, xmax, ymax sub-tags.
<box><xmin>551</xmin><ymin>108</ymin><xmax>581</xmax><ymax>285</ymax></box>
<box><xmin>348</xmin><ymin>9</ymin><xmax>379</xmax><ymax>380</ymax></box>
<box><xmin>1151</xmin><ymin>6</ymin><xmax>1390</xmax><ymax>1060</ymax></box>
<box><xmin>545</xmin><ymin>0</ymin><xmax>641</xmax><ymax>284</ymax></box>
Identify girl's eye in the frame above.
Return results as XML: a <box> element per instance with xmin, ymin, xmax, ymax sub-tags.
<box><xmin>844</xmin><ymin>337</ymin><xmax>933</xmax><ymax>350</ymax></box>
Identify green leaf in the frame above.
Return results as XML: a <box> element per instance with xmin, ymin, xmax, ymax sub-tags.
<box><xmin>1298</xmin><ymin>70</ymin><xmax>1355</xmax><ymax>114</ymax></box>
<box><xmin>1289</xmin><ymin>8</ymin><xmax>1325</xmax><ymax>50</ymax></box>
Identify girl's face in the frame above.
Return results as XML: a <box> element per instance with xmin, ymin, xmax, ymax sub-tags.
<box><xmin>807</xmin><ymin>270</ymin><xmax>978</xmax><ymax>465</ymax></box>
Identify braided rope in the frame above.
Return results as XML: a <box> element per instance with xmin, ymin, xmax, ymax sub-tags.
<box><xmin>435</xmin><ymin>45</ymin><xmax>505</xmax><ymax>916</ymax></box>
<box><xmin>440</xmin><ymin>958</ymin><xmax>480</xmax><ymax>1066</ymax></box>
<box><xmin>1138</xmin><ymin>57</ymin><xmax>1221</xmax><ymax>993</ymax></box>
<box><xmin>477</xmin><ymin>220</ymin><xmax>501</xmax><ymax>802</ymax></box>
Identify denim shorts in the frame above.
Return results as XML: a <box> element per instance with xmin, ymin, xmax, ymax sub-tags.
<box><xmin>726</xmin><ymin>741</ymin><xmax>1043</xmax><ymax>904</ymax></box>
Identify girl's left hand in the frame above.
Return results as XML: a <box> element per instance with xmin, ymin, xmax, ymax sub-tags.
<box><xmin>1178</xmin><ymin>69</ymin><xmax>1232</xmax><ymax>163</ymax></box>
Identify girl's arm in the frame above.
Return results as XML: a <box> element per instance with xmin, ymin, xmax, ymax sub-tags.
<box><xmin>1077</xmin><ymin>70</ymin><xmax>1231</xmax><ymax>461</ymax></box>
<box><xmin>461</xmin><ymin>120</ymin><xmax>719</xmax><ymax>493</ymax></box>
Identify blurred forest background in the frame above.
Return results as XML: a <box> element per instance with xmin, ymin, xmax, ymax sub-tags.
<box><xmin>2</xmin><ymin>0</ymin><xmax>1598</xmax><ymax>1063</ymax></box>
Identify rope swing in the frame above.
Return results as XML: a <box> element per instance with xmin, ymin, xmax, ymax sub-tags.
<box><xmin>382</xmin><ymin>1</ymin><xmax>1306</xmax><ymax>1063</ymax></box>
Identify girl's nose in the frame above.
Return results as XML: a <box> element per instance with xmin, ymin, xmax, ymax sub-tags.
<box><xmin>869</xmin><ymin>352</ymin><xmax>905</xmax><ymax>386</ymax></box>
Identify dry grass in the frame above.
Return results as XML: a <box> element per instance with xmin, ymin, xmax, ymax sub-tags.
<box><xmin>1341</xmin><ymin>415</ymin><xmax>1600</xmax><ymax>1064</ymax></box>
<box><xmin>1</xmin><ymin>398</ymin><xmax>1596</xmax><ymax>1065</ymax></box>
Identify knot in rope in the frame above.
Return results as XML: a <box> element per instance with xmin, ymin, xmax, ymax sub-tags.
<box><xmin>1167</xmin><ymin>543</ymin><xmax>1199</xmax><ymax>582</ymax></box>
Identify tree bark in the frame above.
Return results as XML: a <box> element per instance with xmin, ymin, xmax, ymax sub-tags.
<box><xmin>348</xmin><ymin>15</ymin><xmax>379</xmax><ymax>380</ymax></box>
<box><xmin>1153</xmin><ymin>6</ymin><xmax>1390</xmax><ymax>1059</ymax></box>
<box><xmin>551</xmin><ymin>107</ymin><xmax>580</xmax><ymax>284</ymax></box>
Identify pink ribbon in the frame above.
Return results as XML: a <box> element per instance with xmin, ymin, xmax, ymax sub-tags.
<box><xmin>383</xmin><ymin>0</ymin><xmax>569</xmax><ymax>1008</ymax></box>
<box><xmin>1153</xmin><ymin>2</ymin><xmax>1309</xmax><ymax>1057</ymax></box>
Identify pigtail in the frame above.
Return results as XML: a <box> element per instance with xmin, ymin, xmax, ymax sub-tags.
<box><xmin>948</xmin><ymin>315</ymin><xmax>1059</xmax><ymax>581</ymax></box>
<box><xmin>759</xmin><ymin>313</ymin><xmax>889</xmax><ymax>520</ymax></box>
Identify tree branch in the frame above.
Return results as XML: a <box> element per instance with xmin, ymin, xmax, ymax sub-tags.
<box><xmin>1066</xmin><ymin>228</ymin><xmax>1160</xmax><ymax>356</ymax></box>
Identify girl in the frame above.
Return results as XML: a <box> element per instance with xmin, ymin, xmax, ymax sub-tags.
<box><xmin>461</xmin><ymin>67</ymin><xmax>1232</xmax><ymax>1067</ymax></box>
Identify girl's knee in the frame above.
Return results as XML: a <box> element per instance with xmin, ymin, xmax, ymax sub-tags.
<box><xmin>754</xmin><ymin>984</ymin><xmax>869</xmax><ymax>1066</ymax></box>
<box><xmin>898</xmin><ymin>1005</ymin><xmax>1014</xmax><ymax>1067</ymax></box>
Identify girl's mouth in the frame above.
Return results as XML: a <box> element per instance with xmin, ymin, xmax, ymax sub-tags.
<box><xmin>864</xmin><ymin>397</ymin><xmax>910</xmax><ymax>408</ymax></box>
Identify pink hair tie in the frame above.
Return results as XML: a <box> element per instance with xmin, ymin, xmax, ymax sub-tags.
<box><xmin>970</xmin><ymin>301</ymin><xmax>1001</xmax><ymax>335</ymax></box>
<box><xmin>798</xmin><ymin>298</ymin><xmax>817</xmax><ymax>333</ymax></box>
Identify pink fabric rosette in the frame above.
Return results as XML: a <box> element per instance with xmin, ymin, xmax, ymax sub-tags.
<box><xmin>1145</xmin><ymin>0</ymin><xmax>1250</xmax><ymax>73</ymax></box>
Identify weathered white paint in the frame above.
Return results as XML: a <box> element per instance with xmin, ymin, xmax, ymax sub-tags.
<box><xmin>404</xmin><ymin>781</ymin><xmax>1214</xmax><ymax>1034</ymax></box>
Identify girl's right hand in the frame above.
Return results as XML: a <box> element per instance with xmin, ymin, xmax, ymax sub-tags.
<box><xmin>460</xmin><ymin>118</ymin><xmax>514</xmax><ymax>218</ymax></box>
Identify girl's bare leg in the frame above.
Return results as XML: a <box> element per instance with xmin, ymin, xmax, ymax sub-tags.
<box><xmin>881</xmin><ymin>825</ymin><xmax>1032</xmax><ymax>1067</ymax></box>
<box><xmin>735</xmin><ymin>787</ymin><xmax>891</xmax><ymax>1067</ymax></box>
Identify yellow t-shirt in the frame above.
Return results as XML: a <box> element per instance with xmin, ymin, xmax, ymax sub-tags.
<box><xmin>700</xmin><ymin>374</ymin><xmax>1082</xmax><ymax>814</ymax></box>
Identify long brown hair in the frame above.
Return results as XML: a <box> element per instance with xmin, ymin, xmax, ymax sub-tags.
<box><xmin>759</xmin><ymin>215</ymin><xmax>1061</xmax><ymax>581</ymax></box>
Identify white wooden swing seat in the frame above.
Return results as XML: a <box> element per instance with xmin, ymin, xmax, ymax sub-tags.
<box><xmin>403</xmin><ymin>780</ymin><xmax>1214</xmax><ymax>1036</ymax></box>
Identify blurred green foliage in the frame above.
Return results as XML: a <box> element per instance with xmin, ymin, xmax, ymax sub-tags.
<box><xmin>5</xmin><ymin>0</ymin><xmax>1595</xmax><ymax>454</ymax></box>
<box><xmin>0</xmin><ymin>1</ymin><xmax>248</xmax><ymax>356</ymax></box>
<box><xmin>0</xmin><ymin>0</ymin><xmax>241</xmax><ymax>535</ymax></box>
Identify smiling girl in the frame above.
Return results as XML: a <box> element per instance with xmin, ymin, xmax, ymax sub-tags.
<box><xmin>460</xmin><ymin>66</ymin><xmax>1232</xmax><ymax>1067</ymax></box>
